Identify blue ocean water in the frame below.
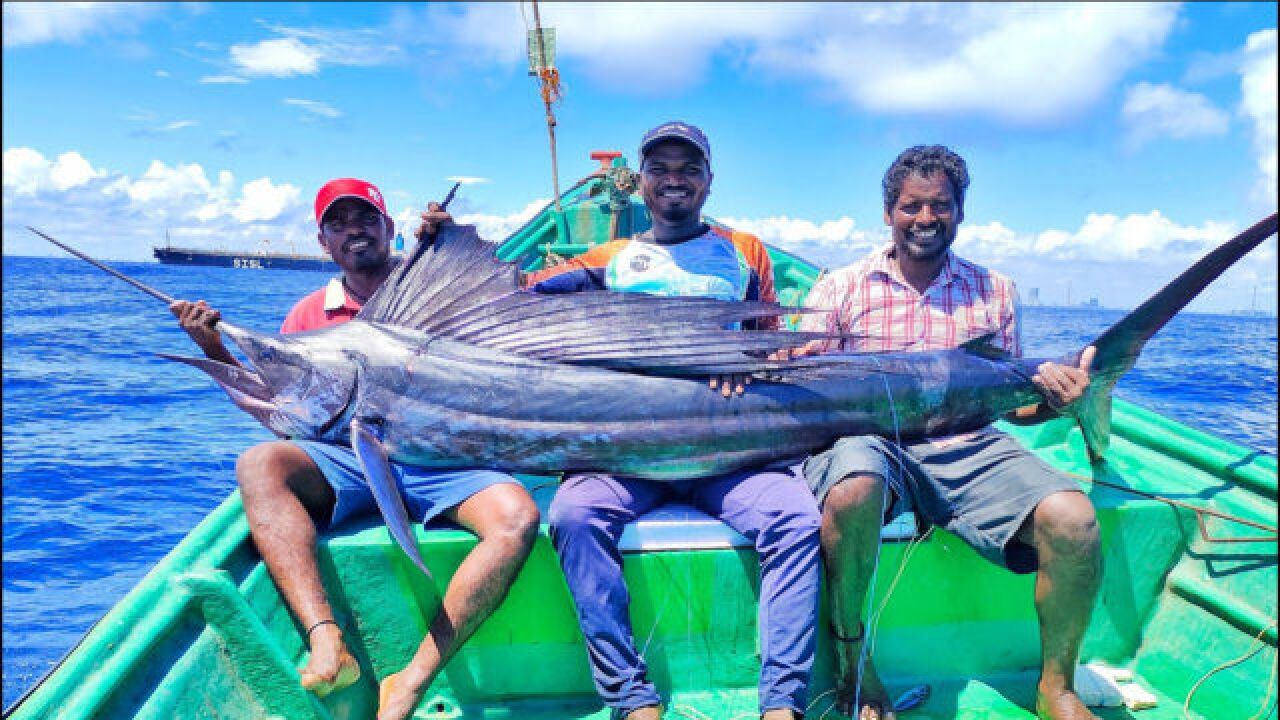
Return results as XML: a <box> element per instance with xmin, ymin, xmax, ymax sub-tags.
<box><xmin>2</xmin><ymin>254</ymin><xmax>1276</xmax><ymax>707</ymax></box>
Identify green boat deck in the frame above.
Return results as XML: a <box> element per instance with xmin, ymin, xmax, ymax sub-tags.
<box><xmin>9</xmin><ymin>156</ymin><xmax>1276</xmax><ymax>720</ymax></box>
<box><xmin>10</xmin><ymin>402</ymin><xmax>1275</xmax><ymax>720</ymax></box>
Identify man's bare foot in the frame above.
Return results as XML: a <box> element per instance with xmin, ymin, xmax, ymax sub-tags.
<box><xmin>762</xmin><ymin>709</ymin><xmax>800</xmax><ymax>719</ymax></box>
<box><xmin>298</xmin><ymin>624</ymin><xmax>361</xmax><ymax>698</ymax></box>
<box><xmin>832</xmin><ymin>624</ymin><xmax>895</xmax><ymax>720</ymax></box>
<box><xmin>1036</xmin><ymin>687</ymin><xmax>1098</xmax><ymax>720</ymax></box>
<box><xmin>378</xmin><ymin>671</ymin><xmax>431</xmax><ymax>720</ymax></box>
<box><xmin>623</xmin><ymin>705</ymin><xmax>663</xmax><ymax>720</ymax></box>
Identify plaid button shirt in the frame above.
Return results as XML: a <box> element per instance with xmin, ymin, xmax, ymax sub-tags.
<box><xmin>798</xmin><ymin>244</ymin><xmax>1022</xmax><ymax>356</ymax></box>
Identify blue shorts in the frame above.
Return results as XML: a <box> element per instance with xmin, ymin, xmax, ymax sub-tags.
<box><xmin>294</xmin><ymin>440</ymin><xmax>519</xmax><ymax>530</ymax></box>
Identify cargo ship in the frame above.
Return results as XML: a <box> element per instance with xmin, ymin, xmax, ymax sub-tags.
<box><xmin>151</xmin><ymin>245</ymin><xmax>337</xmax><ymax>272</ymax></box>
<box><xmin>152</xmin><ymin>232</ymin><xmax>412</xmax><ymax>272</ymax></box>
<box><xmin>151</xmin><ymin>232</ymin><xmax>337</xmax><ymax>272</ymax></box>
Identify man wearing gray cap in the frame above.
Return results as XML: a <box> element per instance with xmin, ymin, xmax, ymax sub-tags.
<box><xmin>524</xmin><ymin>122</ymin><xmax>821</xmax><ymax>720</ymax></box>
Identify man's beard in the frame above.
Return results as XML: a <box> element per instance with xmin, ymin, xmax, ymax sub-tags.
<box><xmin>899</xmin><ymin>229</ymin><xmax>954</xmax><ymax>261</ymax></box>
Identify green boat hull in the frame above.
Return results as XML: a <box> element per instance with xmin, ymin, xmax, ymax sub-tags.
<box><xmin>10</xmin><ymin>157</ymin><xmax>1276</xmax><ymax>720</ymax></box>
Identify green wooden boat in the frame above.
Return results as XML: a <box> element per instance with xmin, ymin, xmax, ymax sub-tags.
<box><xmin>9</xmin><ymin>154</ymin><xmax>1276</xmax><ymax>720</ymax></box>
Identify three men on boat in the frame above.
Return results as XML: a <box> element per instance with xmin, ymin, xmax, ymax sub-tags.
<box><xmin>173</xmin><ymin>140</ymin><xmax>1101</xmax><ymax>720</ymax></box>
<box><xmin>171</xmin><ymin>178</ymin><xmax>541</xmax><ymax>720</ymax></box>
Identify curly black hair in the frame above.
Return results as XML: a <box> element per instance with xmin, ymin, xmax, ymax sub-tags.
<box><xmin>882</xmin><ymin>145</ymin><xmax>970</xmax><ymax>212</ymax></box>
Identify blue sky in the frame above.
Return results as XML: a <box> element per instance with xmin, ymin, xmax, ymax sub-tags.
<box><xmin>3</xmin><ymin>2</ymin><xmax>1276</xmax><ymax>313</ymax></box>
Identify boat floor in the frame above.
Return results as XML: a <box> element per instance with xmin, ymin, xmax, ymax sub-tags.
<box><xmin>362</xmin><ymin>672</ymin><xmax>1189</xmax><ymax>719</ymax></box>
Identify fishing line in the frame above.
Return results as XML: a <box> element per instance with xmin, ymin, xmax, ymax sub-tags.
<box><xmin>867</xmin><ymin>526</ymin><xmax>933</xmax><ymax>657</ymax></box>
<box><xmin>1181</xmin><ymin>622</ymin><xmax>1278</xmax><ymax>720</ymax></box>
<box><xmin>1253</xmin><ymin>645</ymin><xmax>1279</xmax><ymax>720</ymax></box>
<box><xmin>642</xmin><ymin>547</ymin><xmax>715</xmax><ymax>720</ymax></box>
<box><xmin>849</xmin><ymin>357</ymin><xmax>899</xmax><ymax>718</ymax></box>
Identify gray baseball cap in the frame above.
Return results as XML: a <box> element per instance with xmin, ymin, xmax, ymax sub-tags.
<box><xmin>639</xmin><ymin>121</ymin><xmax>711</xmax><ymax>165</ymax></box>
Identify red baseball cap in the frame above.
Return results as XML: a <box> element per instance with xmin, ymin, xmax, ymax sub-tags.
<box><xmin>314</xmin><ymin>177</ymin><xmax>388</xmax><ymax>226</ymax></box>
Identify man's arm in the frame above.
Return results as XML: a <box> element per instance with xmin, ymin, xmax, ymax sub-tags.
<box><xmin>413</xmin><ymin>201</ymin><xmax>453</xmax><ymax>246</ymax></box>
<box><xmin>996</xmin><ymin>283</ymin><xmax>1094</xmax><ymax>424</ymax></box>
<box><xmin>1005</xmin><ymin>347</ymin><xmax>1096</xmax><ymax>424</ymax></box>
<box><xmin>170</xmin><ymin>300</ymin><xmax>241</xmax><ymax>368</ymax></box>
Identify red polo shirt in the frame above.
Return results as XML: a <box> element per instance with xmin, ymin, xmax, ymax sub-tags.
<box><xmin>280</xmin><ymin>278</ymin><xmax>362</xmax><ymax>334</ymax></box>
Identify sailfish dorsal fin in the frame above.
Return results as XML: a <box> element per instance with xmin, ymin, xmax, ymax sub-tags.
<box><xmin>355</xmin><ymin>225</ymin><xmax>836</xmax><ymax>376</ymax></box>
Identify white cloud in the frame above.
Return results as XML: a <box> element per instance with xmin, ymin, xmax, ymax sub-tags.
<box><xmin>48</xmin><ymin>151</ymin><xmax>105</xmax><ymax>191</ymax></box>
<box><xmin>957</xmin><ymin>211</ymin><xmax>1236</xmax><ymax>264</ymax></box>
<box><xmin>233</xmin><ymin>177</ymin><xmax>300</xmax><ymax>223</ymax></box>
<box><xmin>717</xmin><ymin>214</ymin><xmax>885</xmax><ymax>270</ymax></box>
<box><xmin>1121</xmin><ymin>82</ymin><xmax>1230</xmax><ymax>147</ymax></box>
<box><xmin>124</xmin><ymin>160</ymin><xmax>217</xmax><ymax>206</ymax></box>
<box><xmin>446</xmin><ymin>176</ymin><xmax>492</xmax><ymax>186</ymax></box>
<box><xmin>130</xmin><ymin>119</ymin><xmax>199</xmax><ymax>138</ymax></box>
<box><xmin>154</xmin><ymin>69</ymin><xmax>170</xmax><ymax>78</ymax></box>
<box><xmin>455</xmin><ymin>199</ymin><xmax>549</xmax><ymax>242</ymax></box>
<box><xmin>2</xmin><ymin>2</ymin><xmax>159</xmax><ymax>47</ymax></box>
<box><xmin>3</xmin><ymin>148</ymin><xmax>104</xmax><ymax>194</ymax></box>
<box><xmin>282</xmin><ymin>98</ymin><xmax>342</xmax><ymax>119</ymax></box>
<box><xmin>721</xmin><ymin>210</ymin><xmax>1248</xmax><ymax>271</ymax></box>
<box><xmin>960</xmin><ymin>214</ymin><xmax>1276</xmax><ymax>313</ymax></box>
<box><xmin>425</xmin><ymin>2</ymin><xmax>1178</xmax><ymax>124</ymax></box>
<box><xmin>757</xmin><ymin>3</ymin><xmax>1180</xmax><ymax>124</ymax></box>
<box><xmin>5</xmin><ymin>146</ymin><xmax>1271</xmax><ymax>312</ymax></box>
<box><xmin>2</xmin><ymin>148</ymin><xmax>312</xmax><ymax>260</ymax></box>
<box><xmin>199</xmin><ymin>74</ymin><xmax>249</xmax><ymax>84</ymax></box>
<box><xmin>1238</xmin><ymin>29</ymin><xmax>1277</xmax><ymax>208</ymax></box>
<box><xmin>733</xmin><ymin>209</ymin><xmax>1273</xmax><ymax>312</ymax></box>
<box><xmin>230</xmin><ymin>37</ymin><xmax>320</xmax><ymax>77</ymax></box>
<box><xmin>225</xmin><ymin>24</ymin><xmax>404</xmax><ymax>79</ymax></box>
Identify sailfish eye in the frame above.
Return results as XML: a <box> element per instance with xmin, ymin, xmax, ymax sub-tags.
<box><xmin>260</xmin><ymin>348</ymin><xmax>277</xmax><ymax>362</ymax></box>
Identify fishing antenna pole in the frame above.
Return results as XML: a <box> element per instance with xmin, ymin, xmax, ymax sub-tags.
<box><xmin>28</xmin><ymin>226</ymin><xmax>177</xmax><ymax>306</ymax></box>
<box><xmin>528</xmin><ymin>0</ymin><xmax>564</xmax><ymax>212</ymax></box>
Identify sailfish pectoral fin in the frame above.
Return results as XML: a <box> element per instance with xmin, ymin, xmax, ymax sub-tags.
<box><xmin>349</xmin><ymin>418</ymin><xmax>436</xmax><ymax>583</ymax></box>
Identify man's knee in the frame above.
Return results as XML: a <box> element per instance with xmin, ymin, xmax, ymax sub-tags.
<box><xmin>235</xmin><ymin>441</ymin><xmax>300</xmax><ymax>494</ymax></box>
<box><xmin>1033</xmin><ymin>491</ymin><xmax>1100</xmax><ymax>559</ymax></box>
<box><xmin>823</xmin><ymin>473</ymin><xmax>889</xmax><ymax>524</ymax></box>
<box><xmin>548</xmin><ymin>493</ymin><xmax>606</xmax><ymax>536</ymax></box>
<box><xmin>235</xmin><ymin>441</ymin><xmax>331</xmax><ymax>517</ymax></box>
<box><xmin>482</xmin><ymin>487</ymin><xmax>541</xmax><ymax>551</ymax></box>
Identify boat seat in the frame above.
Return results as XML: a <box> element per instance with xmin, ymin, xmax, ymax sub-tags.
<box><xmin>617</xmin><ymin>502</ymin><xmax>919</xmax><ymax>552</ymax></box>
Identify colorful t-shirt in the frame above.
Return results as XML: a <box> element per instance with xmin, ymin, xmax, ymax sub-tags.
<box><xmin>279</xmin><ymin>277</ymin><xmax>362</xmax><ymax>334</ymax></box>
<box><xmin>524</xmin><ymin>224</ymin><xmax>778</xmax><ymax>329</ymax></box>
<box><xmin>799</xmin><ymin>244</ymin><xmax>1021</xmax><ymax>356</ymax></box>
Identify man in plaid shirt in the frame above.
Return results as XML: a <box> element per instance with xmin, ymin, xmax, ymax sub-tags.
<box><xmin>795</xmin><ymin>146</ymin><xmax>1100</xmax><ymax>720</ymax></box>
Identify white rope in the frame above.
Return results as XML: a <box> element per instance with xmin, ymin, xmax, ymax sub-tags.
<box><xmin>850</xmin><ymin>357</ymin><xmax>901</xmax><ymax>717</ymax></box>
<box><xmin>1182</xmin><ymin>622</ymin><xmax>1277</xmax><ymax>720</ymax></box>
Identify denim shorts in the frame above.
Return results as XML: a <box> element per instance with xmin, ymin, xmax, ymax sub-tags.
<box><xmin>804</xmin><ymin>428</ymin><xmax>1082</xmax><ymax>573</ymax></box>
<box><xmin>294</xmin><ymin>440</ymin><xmax>520</xmax><ymax>529</ymax></box>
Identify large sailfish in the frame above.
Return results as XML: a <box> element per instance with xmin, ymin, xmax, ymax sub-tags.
<box><xmin>31</xmin><ymin>213</ymin><xmax>1276</xmax><ymax>575</ymax></box>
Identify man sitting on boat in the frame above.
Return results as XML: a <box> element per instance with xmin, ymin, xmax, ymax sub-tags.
<box><xmin>170</xmin><ymin>178</ymin><xmax>540</xmax><ymax>720</ymax></box>
<box><xmin>791</xmin><ymin>145</ymin><xmax>1101</xmax><ymax>720</ymax></box>
<box><xmin>524</xmin><ymin>122</ymin><xmax>822</xmax><ymax>720</ymax></box>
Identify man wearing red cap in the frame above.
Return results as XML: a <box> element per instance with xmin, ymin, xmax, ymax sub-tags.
<box><xmin>171</xmin><ymin>178</ymin><xmax>540</xmax><ymax>720</ymax></box>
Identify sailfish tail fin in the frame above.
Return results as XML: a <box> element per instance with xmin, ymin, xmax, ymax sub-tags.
<box><xmin>1075</xmin><ymin>213</ymin><xmax>1276</xmax><ymax>460</ymax></box>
